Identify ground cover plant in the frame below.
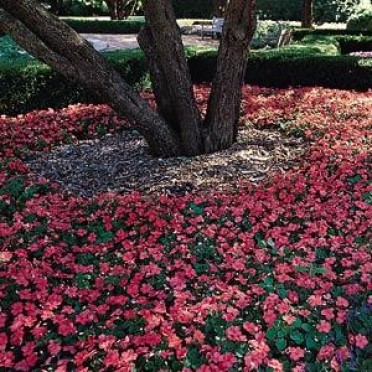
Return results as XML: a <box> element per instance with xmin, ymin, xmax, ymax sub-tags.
<box><xmin>0</xmin><ymin>85</ymin><xmax>371</xmax><ymax>371</ymax></box>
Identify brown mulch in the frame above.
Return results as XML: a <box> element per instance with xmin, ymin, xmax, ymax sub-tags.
<box><xmin>26</xmin><ymin>125</ymin><xmax>307</xmax><ymax>197</ymax></box>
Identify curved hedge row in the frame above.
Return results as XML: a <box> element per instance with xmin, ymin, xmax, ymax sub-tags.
<box><xmin>292</xmin><ymin>28</ymin><xmax>372</xmax><ymax>41</ymax></box>
<box><xmin>1</xmin><ymin>47</ymin><xmax>371</xmax><ymax>116</ymax></box>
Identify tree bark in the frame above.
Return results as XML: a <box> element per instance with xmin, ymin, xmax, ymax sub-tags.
<box><xmin>302</xmin><ymin>0</ymin><xmax>313</xmax><ymax>28</ymax></box>
<box><xmin>0</xmin><ymin>1</ymin><xmax>181</xmax><ymax>156</ymax></box>
<box><xmin>204</xmin><ymin>0</ymin><xmax>256</xmax><ymax>153</ymax></box>
<box><xmin>139</xmin><ymin>0</ymin><xmax>203</xmax><ymax>156</ymax></box>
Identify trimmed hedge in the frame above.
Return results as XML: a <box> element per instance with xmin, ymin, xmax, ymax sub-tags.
<box><xmin>292</xmin><ymin>30</ymin><xmax>372</xmax><ymax>54</ymax></box>
<box><xmin>62</xmin><ymin>18</ymin><xmax>145</xmax><ymax>34</ymax></box>
<box><xmin>334</xmin><ymin>35</ymin><xmax>372</xmax><ymax>54</ymax></box>
<box><xmin>292</xmin><ymin>28</ymin><xmax>372</xmax><ymax>41</ymax></box>
<box><xmin>0</xmin><ymin>49</ymin><xmax>150</xmax><ymax>115</ymax></box>
<box><xmin>188</xmin><ymin>51</ymin><xmax>372</xmax><ymax>90</ymax></box>
<box><xmin>1</xmin><ymin>47</ymin><xmax>371</xmax><ymax>115</ymax></box>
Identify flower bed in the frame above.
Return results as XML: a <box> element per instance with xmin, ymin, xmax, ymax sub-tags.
<box><xmin>0</xmin><ymin>86</ymin><xmax>371</xmax><ymax>371</ymax></box>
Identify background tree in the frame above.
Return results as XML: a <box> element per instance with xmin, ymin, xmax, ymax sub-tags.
<box><xmin>256</xmin><ymin>0</ymin><xmax>302</xmax><ymax>21</ymax></box>
<box><xmin>104</xmin><ymin>0</ymin><xmax>141</xmax><ymax>20</ymax></box>
<box><xmin>313</xmin><ymin>0</ymin><xmax>365</xmax><ymax>23</ymax></box>
<box><xmin>0</xmin><ymin>0</ymin><xmax>256</xmax><ymax>157</ymax></box>
<box><xmin>302</xmin><ymin>0</ymin><xmax>313</xmax><ymax>27</ymax></box>
<box><xmin>212</xmin><ymin>0</ymin><xmax>227</xmax><ymax>17</ymax></box>
<box><xmin>42</xmin><ymin>0</ymin><xmax>110</xmax><ymax>17</ymax></box>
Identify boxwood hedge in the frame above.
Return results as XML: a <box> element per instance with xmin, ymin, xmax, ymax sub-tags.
<box><xmin>1</xmin><ymin>45</ymin><xmax>371</xmax><ymax>116</ymax></box>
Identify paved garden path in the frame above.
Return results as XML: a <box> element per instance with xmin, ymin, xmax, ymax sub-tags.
<box><xmin>82</xmin><ymin>33</ymin><xmax>219</xmax><ymax>51</ymax></box>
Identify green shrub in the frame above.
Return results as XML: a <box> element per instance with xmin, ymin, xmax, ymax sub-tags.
<box><xmin>62</xmin><ymin>18</ymin><xmax>145</xmax><ymax>34</ymax></box>
<box><xmin>292</xmin><ymin>28</ymin><xmax>372</xmax><ymax>41</ymax></box>
<box><xmin>292</xmin><ymin>35</ymin><xmax>340</xmax><ymax>55</ymax></box>
<box><xmin>0</xmin><ymin>36</ymin><xmax>34</xmax><ymax>61</ymax></box>
<box><xmin>256</xmin><ymin>0</ymin><xmax>302</xmax><ymax>21</ymax></box>
<box><xmin>244</xmin><ymin>54</ymin><xmax>372</xmax><ymax>90</ymax></box>
<box><xmin>292</xmin><ymin>31</ymin><xmax>372</xmax><ymax>54</ymax></box>
<box><xmin>43</xmin><ymin>0</ymin><xmax>109</xmax><ymax>17</ymax></box>
<box><xmin>1</xmin><ymin>46</ymin><xmax>371</xmax><ymax>116</ymax></box>
<box><xmin>251</xmin><ymin>21</ymin><xmax>293</xmax><ymax>49</ymax></box>
<box><xmin>313</xmin><ymin>0</ymin><xmax>365</xmax><ymax>23</ymax></box>
<box><xmin>189</xmin><ymin>51</ymin><xmax>372</xmax><ymax>91</ymax></box>
<box><xmin>0</xmin><ymin>60</ymin><xmax>92</xmax><ymax>115</ymax></box>
<box><xmin>347</xmin><ymin>8</ymin><xmax>372</xmax><ymax>31</ymax></box>
<box><xmin>0</xmin><ymin>49</ymin><xmax>149</xmax><ymax>115</ymax></box>
<box><xmin>172</xmin><ymin>0</ymin><xmax>214</xmax><ymax>18</ymax></box>
<box><xmin>335</xmin><ymin>35</ymin><xmax>372</xmax><ymax>53</ymax></box>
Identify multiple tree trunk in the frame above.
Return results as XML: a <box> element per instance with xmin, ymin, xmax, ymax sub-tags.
<box><xmin>0</xmin><ymin>0</ymin><xmax>257</xmax><ymax>157</ymax></box>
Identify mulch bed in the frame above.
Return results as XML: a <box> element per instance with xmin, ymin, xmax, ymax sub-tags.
<box><xmin>26</xmin><ymin>125</ymin><xmax>307</xmax><ymax>197</ymax></box>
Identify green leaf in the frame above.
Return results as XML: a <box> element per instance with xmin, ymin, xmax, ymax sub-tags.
<box><xmin>290</xmin><ymin>330</ymin><xmax>304</xmax><ymax>345</ymax></box>
<box><xmin>266</xmin><ymin>327</ymin><xmax>277</xmax><ymax>341</ymax></box>
<box><xmin>184</xmin><ymin>346</ymin><xmax>206</xmax><ymax>369</ymax></box>
<box><xmin>277</xmin><ymin>288</ymin><xmax>288</xmax><ymax>299</ymax></box>
<box><xmin>311</xmin><ymin>266</ymin><xmax>328</xmax><ymax>275</ymax></box>
<box><xmin>254</xmin><ymin>233</ymin><xmax>267</xmax><ymax>248</ymax></box>
<box><xmin>346</xmin><ymin>174</ymin><xmax>362</xmax><ymax>184</ymax></box>
<box><xmin>290</xmin><ymin>318</ymin><xmax>302</xmax><ymax>330</ymax></box>
<box><xmin>362</xmin><ymin>192</ymin><xmax>372</xmax><ymax>205</ymax></box>
<box><xmin>294</xmin><ymin>265</ymin><xmax>309</xmax><ymax>273</ymax></box>
<box><xmin>305</xmin><ymin>334</ymin><xmax>318</xmax><ymax>349</ymax></box>
<box><xmin>267</xmin><ymin>238</ymin><xmax>275</xmax><ymax>247</ymax></box>
<box><xmin>301</xmin><ymin>323</ymin><xmax>312</xmax><ymax>332</ymax></box>
<box><xmin>276</xmin><ymin>338</ymin><xmax>287</xmax><ymax>351</ymax></box>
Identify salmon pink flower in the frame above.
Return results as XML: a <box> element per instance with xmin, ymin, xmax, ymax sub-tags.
<box><xmin>226</xmin><ymin>326</ymin><xmax>247</xmax><ymax>342</ymax></box>
<box><xmin>355</xmin><ymin>334</ymin><xmax>368</xmax><ymax>349</ymax></box>
<box><xmin>335</xmin><ymin>297</ymin><xmax>349</xmax><ymax>308</ymax></box>
<box><xmin>286</xmin><ymin>347</ymin><xmax>305</xmax><ymax>361</ymax></box>
<box><xmin>316</xmin><ymin>320</ymin><xmax>332</xmax><ymax>333</ymax></box>
<box><xmin>267</xmin><ymin>358</ymin><xmax>283</xmax><ymax>372</ymax></box>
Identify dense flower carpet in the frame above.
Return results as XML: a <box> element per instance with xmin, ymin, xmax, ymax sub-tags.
<box><xmin>0</xmin><ymin>86</ymin><xmax>371</xmax><ymax>371</ymax></box>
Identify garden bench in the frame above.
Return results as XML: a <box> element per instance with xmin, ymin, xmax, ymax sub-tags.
<box><xmin>200</xmin><ymin>17</ymin><xmax>224</xmax><ymax>39</ymax></box>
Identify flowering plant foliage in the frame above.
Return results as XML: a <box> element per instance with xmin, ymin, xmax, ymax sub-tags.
<box><xmin>0</xmin><ymin>86</ymin><xmax>371</xmax><ymax>371</ymax></box>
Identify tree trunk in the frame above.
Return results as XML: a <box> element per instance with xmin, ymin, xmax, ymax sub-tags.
<box><xmin>204</xmin><ymin>0</ymin><xmax>256</xmax><ymax>153</ymax></box>
<box><xmin>139</xmin><ymin>0</ymin><xmax>203</xmax><ymax>156</ymax></box>
<box><xmin>302</xmin><ymin>0</ymin><xmax>313</xmax><ymax>28</ymax></box>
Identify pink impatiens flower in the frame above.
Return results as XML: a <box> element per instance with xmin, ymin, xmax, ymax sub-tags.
<box><xmin>316</xmin><ymin>320</ymin><xmax>332</xmax><ymax>333</ymax></box>
<box><xmin>286</xmin><ymin>347</ymin><xmax>305</xmax><ymax>361</ymax></box>
<box><xmin>226</xmin><ymin>326</ymin><xmax>247</xmax><ymax>342</ymax></box>
<box><xmin>355</xmin><ymin>334</ymin><xmax>368</xmax><ymax>349</ymax></box>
